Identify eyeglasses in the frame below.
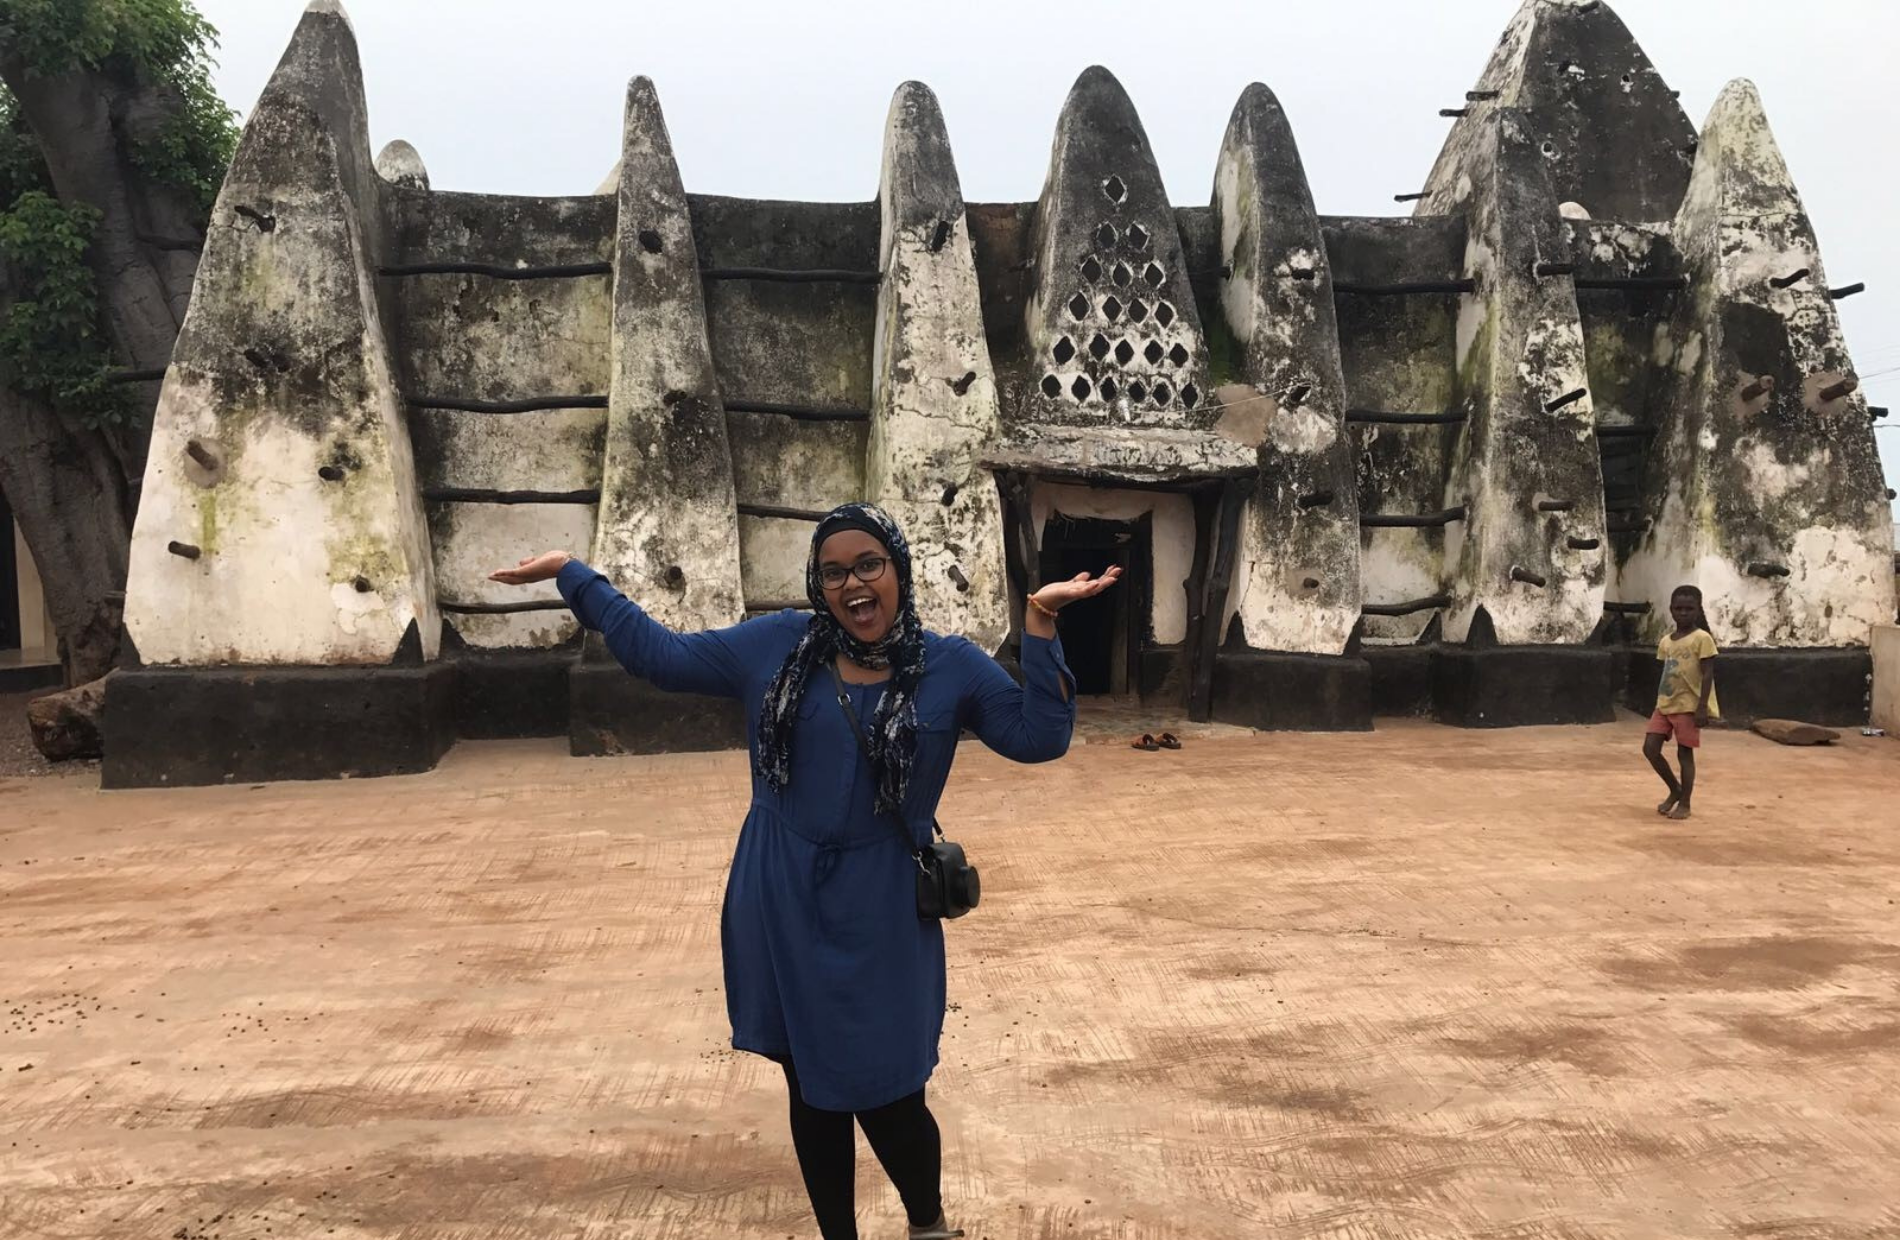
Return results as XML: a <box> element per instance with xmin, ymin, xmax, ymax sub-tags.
<box><xmin>818</xmin><ymin>556</ymin><xmax>889</xmax><ymax>590</ymax></box>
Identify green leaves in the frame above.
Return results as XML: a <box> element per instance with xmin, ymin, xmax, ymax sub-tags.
<box><xmin>0</xmin><ymin>0</ymin><xmax>238</xmax><ymax>208</ymax></box>
<box><xmin>0</xmin><ymin>0</ymin><xmax>238</xmax><ymax>424</ymax></box>
<box><xmin>128</xmin><ymin>67</ymin><xmax>237</xmax><ymax>212</ymax></box>
<box><xmin>0</xmin><ymin>0</ymin><xmax>218</xmax><ymax>80</ymax></box>
<box><xmin>0</xmin><ymin>190</ymin><xmax>123</xmax><ymax>426</ymax></box>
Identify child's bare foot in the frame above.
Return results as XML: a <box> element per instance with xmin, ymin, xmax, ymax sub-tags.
<box><xmin>1667</xmin><ymin>802</ymin><xmax>1692</xmax><ymax>820</ymax></box>
<box><xmin>1657</xmin><ymin>796</ymin><xmax>1679</xmax><ymax>816</ymax></box>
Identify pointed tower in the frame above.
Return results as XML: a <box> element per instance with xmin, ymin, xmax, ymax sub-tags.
<box><xmin>567</xmin><ymin>77</ymin><xmax>748</xmax><ymax>756</ymax></box>
<box><xmin>1423</xmin><ymin>103</ymin><xmax>1608</xmax><ymax>652</ymax></box>
<box><xmin>867</xmin><ymin>83</ymin><xmax>1010</xmax><ymax>652</ymax></box>
<box><xmin>1211</xmin><ymin>84</ymin><xmax>1362</xmax><ymax>662</ymax></box>
<box><xmin>1622</xmin><ymin>81</ymin><xmax>1892</xmax><ymax>700</ymax></box>
<box><xmin>111</xmin><ymin>0</ymin><xmax>451</xmax><ymax>786</ymax></box>
<box><xmin>1419</xmin><ymin>0</ymin><xmax>1697</xmax><ymax>222</ymax></box>
<box><xmin>592</xmin><ymin>78</ymin><xmax>744</xmax><ymax>631</ymax></box>
<box><xmin>995</xmin><ymin>67</ymin><xmax>1247</xmax><ymax>481</ymax></box>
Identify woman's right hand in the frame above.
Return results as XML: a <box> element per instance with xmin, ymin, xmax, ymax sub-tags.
<box><xmin>489</xmin><ymin>550</ymin><xmax>572</xmax><ymax>585</ymax></box>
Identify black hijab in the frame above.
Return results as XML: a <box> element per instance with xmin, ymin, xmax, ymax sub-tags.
<box><xmin>753</xmin><ymin>502</ymin><xmax>926</xmax><ymax>815</ymax></box>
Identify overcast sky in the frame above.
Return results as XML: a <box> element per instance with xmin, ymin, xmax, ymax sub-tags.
<box><xmin>193</xmin><ymin>0</ymin><xmax>1899</xmax><ymax>515</ymax></box>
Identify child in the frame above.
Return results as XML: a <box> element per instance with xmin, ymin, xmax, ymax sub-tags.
<box><xmin>1644</xmin><ymin>584</ymin><xmax>1718</xmax><ymax>820</ymax></box>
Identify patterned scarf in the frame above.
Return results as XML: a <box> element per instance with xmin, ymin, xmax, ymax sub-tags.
<box><xmin>754</xmin><ymin>502</ymin><xmax>927</xmax><ymax>816</ymax></box>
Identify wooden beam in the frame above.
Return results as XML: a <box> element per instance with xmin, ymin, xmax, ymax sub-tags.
<box><xmin>1182</xmin><ymin>488</ymin><xmax>1218</xmax><ymax>715</ymax></box>
<box><xmin>1189</xmin><ymin>478</ymin><xmax>1250</xmax><ymax>723</ymax></box>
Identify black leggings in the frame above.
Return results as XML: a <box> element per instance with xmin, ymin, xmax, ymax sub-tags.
<box><xmin>781</xmin><ymin>1059</ymin><xmax>942</xmax><ymax>1240</ymax></box>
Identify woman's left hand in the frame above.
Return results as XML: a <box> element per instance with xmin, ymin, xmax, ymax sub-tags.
<box><xmin>1031</xmin><ymin>566</ymin><xmax>1122</xmax><ymax>614</ymax></box>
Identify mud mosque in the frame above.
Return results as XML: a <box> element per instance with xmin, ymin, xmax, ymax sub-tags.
<box><xmin>104</xmin><ymin>0</ymin><xmax>1894</xmax><ymax>784</ymax></box>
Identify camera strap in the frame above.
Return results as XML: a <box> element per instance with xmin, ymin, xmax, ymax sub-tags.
<box><xmin>823</xmin><ymin>658</ymin><xmax>937</xmax><ymax>867</ymax></box>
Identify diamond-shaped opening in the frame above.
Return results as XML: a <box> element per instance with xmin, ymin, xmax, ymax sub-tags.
<box><xmin>1070</xmin><ymin>375</ymin><xmax>1092</xmax><ymax>401</ymax></box>
<box><xmin>1151</xmin><ymin>380</ymin><xmax>1172</xmax><ymax>405</ymax></box>
<box><xmin>1088</xmin><ymin>333</ymin><xmax>1110</xmax><ymax>360</ymax></box>
<box><xmin>1099</xmin><ymin>377</ymin><xmax>1118</xmax><ymax>402</ymax></box>
<box><xmin>1068</xmin><ymin>293</ymin><xmax>1090</xmax><ymax>320</ymax></box>
<box><xmin>1168</xmin><ymin>342</ymin><xmax>1190</xmax><ymax>367</ymax></box>
<box><xmin>1101</xmin><ymin>295</ymin><xmax>1123</xmax><ymax>321</ymax></box>
<box><xmin>1052</xmin><ymin>336</ymin><xmax>1076</xmax><ymax>364</ymax></box>
<box><xmin>1111</xmin><ymin>262</ymin><xmax>1132</xmax><ymax>287</ymax></box>
<box><xmin>1142</xmin><ymin>262</ymin><xmax>1165</xmax><ymax>287</ymax></box>
<box><xmin>1127</xmin><ymin>298</ymin><xmax>1149</xmax><ymax>323</ymax></box>
<box><xmin>1127</xmin><ymin>380</ymin><xmax>1147</xmax><ymax>403</ymax></box>
<box><xmin>1114</xmin><ymin>339</ymin><xmax>1135</xmax><ymax>365</ymax></box>
<box><xmin>1041</xmin><ymin>374</ymin><xmax>1062</xmax><ymax>398</ymax></box>
<box><xmin>1079</xmin><ymin>255</ymin><xmax>1102</xmax><ymax>282</ymax></box>
<box><xmin>1143</xmin><ymin>340</ymin><xmax>1165</xmax><ymax>365</ymax></box>
<box><xmin>1103</xmin><ymin>175</ymin><xmax>1127</xmax><ymax>204</ymax></box>
<box><xmin>1180</xmin><ymin>383</ymin><xmax>1199</xmax><ymax>408</ymax></box>
<box><xmin>1127</xmin><ymin>223</ymin><xmax>1150</xmax><ymax>250</ymax></box>
<box><xmin>1095</xmin><ymin>222</ymin><xmax>1118</xmax><ymax>249</ymax></box>
<box><xmin>1155</xmin><ymin>301</ymin><xmax>1176</xmax><ymax>327</ymax></box>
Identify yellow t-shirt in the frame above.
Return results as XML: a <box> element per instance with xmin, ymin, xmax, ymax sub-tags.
<box><xmin>1655</xmin><ymin>629</ymin><xmax>1720</xmax><ymax>717</ymax></box>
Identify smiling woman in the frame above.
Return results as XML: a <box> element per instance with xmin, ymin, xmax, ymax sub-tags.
<box><xmin>489</xmin><ymin>500</ymin><xmax>1118</xmax><ymax>1240</ymax></box>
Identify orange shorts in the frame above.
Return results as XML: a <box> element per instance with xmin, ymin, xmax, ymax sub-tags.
<box><xmin>1646</xmin><ymin>710</ymin><xmax>1702</xmax><ymax>748</ymax></box>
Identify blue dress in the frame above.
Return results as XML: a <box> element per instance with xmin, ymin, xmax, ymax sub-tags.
<box><xmin>557</xmin><ymin>560</ymin><xmax>1077</xmax><ymax>1111</ymax></box>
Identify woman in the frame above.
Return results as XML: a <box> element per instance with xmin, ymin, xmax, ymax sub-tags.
<box><xmin>491</xmin><ymin>503</ymin><xmax>1117</xmax><ymax>1240</ymax></box>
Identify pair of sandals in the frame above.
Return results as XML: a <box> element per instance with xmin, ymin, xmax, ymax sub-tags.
<box><xmin>1130</xmin><ymin>732</ymin><xmax>1182</xmax><ymax>751</ymax></box>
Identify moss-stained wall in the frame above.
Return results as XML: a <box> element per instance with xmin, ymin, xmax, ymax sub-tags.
<box><xmin>383</xmin><ymin>189</ymin><xmax>614</xmax><ymax>648</ymax></box>
<box><xmin>689</xmin><ymin>195</ymin><xmax>879</xmax><ymax>611</ymax></box>
<box><xmin>1325</xmin><ymin>217</ymin><xmax>1465</xmax><ymax>640</ymax></box>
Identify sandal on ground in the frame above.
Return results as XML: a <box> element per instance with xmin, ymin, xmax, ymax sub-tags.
<box><xmin>909</xmin><ymin>1216</ymin><xmax>965</xmax><ymax>1240</ymax></box>
<box><xmin>1158</xmin><ymin>732</ymin><xmax>1182</xmax><ymax>749</ymax></box>
<box><xmin>1131</xmin><ymin>734</ymin><xmax>1159</xmax><ymax>751</ymax></box>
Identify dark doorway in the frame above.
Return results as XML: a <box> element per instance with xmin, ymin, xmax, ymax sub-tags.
<box><xmin>1037</xmin><ymin>513</ymin><xmax>1151</xmax><ymax>696</ymax></box>
<box><xmin>0</xmin><ymin>491</ymin><xmax>19</xmax><ymax>651</ymax></box>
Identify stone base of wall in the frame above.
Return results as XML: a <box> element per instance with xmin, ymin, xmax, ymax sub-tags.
<box><xmin>1621</xmin><ymin>646</ymin><xmax>1871</xmax><ymax>726</ymax></box>
<box><xmin>567</xmin><ymin>661</ymin><xmax>746</xmax><ymax>758</ymax></box>
<box><xmin>104</xmin><ymin>664</ymin><xmax>456</xmax><ymax>788</ymax></box>
<box><xmin>1363</xmin><ymin>644</ymin><xmax>1436</xmax><ymax>718</ymax></box>
<box><xmin>1138</xmin><ymin>644</ymin><xmax>1188</xmax><ymax>707</ymax></box>
<box><xmin>1211</xmin><ymin>650</ymin><xmax>1372</xmax><ymax>731</ymax></box>
<box><xmin>452</xmin><ymin>649</ymin><xmax>573</xmax><ymax>739</ymax></box>
<box><xmin>101</xmin><ymin>641</ymin><xmax>1873</xmax><ymax>785</ymax></box>
<box><xmin>1431</xmin><ymin>645</ymin><xmax>1618</xmax><ymax>728</ymax></box>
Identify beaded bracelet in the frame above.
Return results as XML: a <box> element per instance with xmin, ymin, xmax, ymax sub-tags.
<box><xmin>1027</xmin><ymin>593</ymin><xmax>1058</xmax><ymax>619</ymax></box>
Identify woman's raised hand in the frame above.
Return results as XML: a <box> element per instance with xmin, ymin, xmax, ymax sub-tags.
<box><xmin>1030</xmin><ymin>565</ymin><xmax>1123</xmax><ymax>613</ymax></box>
<box><xmin>489</xmin><ymin>550</ymin><xmax>572</xmax><ymax>585</ymax></box>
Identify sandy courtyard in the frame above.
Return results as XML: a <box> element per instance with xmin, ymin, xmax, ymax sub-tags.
<box><xmin>3</xmin><ymin>718</ymin><xmax>1898</xmax><ymax>1239</ymax></box>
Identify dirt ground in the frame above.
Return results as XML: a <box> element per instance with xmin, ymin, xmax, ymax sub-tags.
<box><xmin>3</xmin><ymin>717</ymin><xmax>1898</xmax><ymax>1240</ymax></box>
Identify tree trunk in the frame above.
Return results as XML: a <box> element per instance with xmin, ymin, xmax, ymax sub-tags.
<box><xmin>0</xmin><ymin>54</ymin><xmax>207</xmax><ymax>685</ymax></box>
<box><xmin>0</xmin><ymin>383</ymin><xmax>132</xmax><ymax>685</ymax></box>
